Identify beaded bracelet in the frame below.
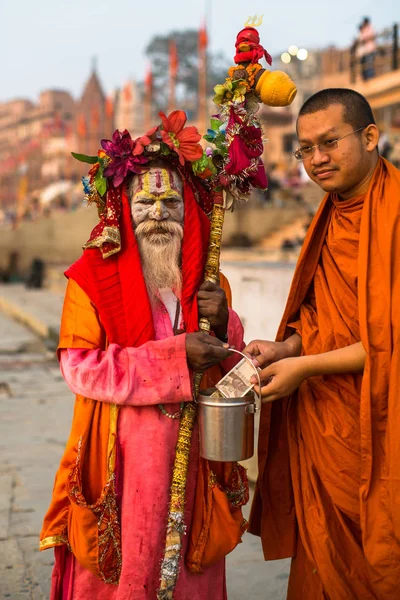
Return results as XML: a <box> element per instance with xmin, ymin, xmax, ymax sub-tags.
<box><xmin>158</xmin><ymin>402</ymin><xmax>185</xmax><ymax>419</ymax></box>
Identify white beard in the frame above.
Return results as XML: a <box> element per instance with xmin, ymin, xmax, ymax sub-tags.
<box><xmin>135</xmin><ymin>220</ymin><xmax>183</xmax><ymax>300</ymax></box>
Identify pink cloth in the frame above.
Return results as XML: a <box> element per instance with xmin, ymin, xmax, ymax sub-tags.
<box><xmin>52</xmin><ymin>302</ymin><xmax>244</xmax><ymax>600</ymax></box>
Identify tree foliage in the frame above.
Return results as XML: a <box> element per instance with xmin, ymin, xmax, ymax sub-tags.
<box><xmin>144</xmin><ymin>29</ymin><xmax>230</xmax><ymax>114</ymax></box>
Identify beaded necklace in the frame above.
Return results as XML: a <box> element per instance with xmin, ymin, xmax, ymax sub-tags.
<box><xmin>158</xmin><ymin>297</ymin><xmax>185</xmax><ymax>419</ymax></box>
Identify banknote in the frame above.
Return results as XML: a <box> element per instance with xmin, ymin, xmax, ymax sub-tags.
<box><xmin>215</xmin><ymin>357</ymin><xmax>257</xmax><ymax>398</ymax></box>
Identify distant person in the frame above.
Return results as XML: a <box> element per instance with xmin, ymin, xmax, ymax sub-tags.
<box><xmin>26</xmin><ymin>258</ymin><xmax>45</xmax><ymax>289</ymax></box>
<box><xmin>3</xmin><ymin>251</ymin><xmax>21</xmax><ymax>283</ymax></box>
<box><xmin>357</xmin><ymin>16</ymin><xmax>376</xmax><ymax>80</ymax></box>
<box><xmin>379</xmin><ymin>131</ymin><xmax>393</xmax><ymax>160</ymax></box>
<box><xmin>246</xmin><ymin>88</ymin><xmax>400</xmax><ymax>599</ymax></box>
<box><xmin>285</xmin><ymin>165</ymin><xmax>304</xmax><ymax>203</ymax></box>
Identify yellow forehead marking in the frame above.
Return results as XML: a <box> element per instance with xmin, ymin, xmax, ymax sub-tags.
<box><xmin>134</xmin><ymin>169</ymin><xmax>181</xmax><ymax>202</ymax></box>
<box><xmin>134</xmin><ymin>190</ymin><xmax>181</xmax><ymax>202</ymax></box>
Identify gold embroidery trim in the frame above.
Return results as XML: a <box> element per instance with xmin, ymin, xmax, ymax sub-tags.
<box><xmin>39</xmin><ymin>535</ymin><xmax>69</xmax><ymax>550</ymax></box>
<box><xmin>107</xmin><ymin>403</ymin><xmax>119</xmax><ymax>478</ymax></box>
<box><xmin>83</xmin><ymin>226</ymin><xmax>121</xmax><ymax>258</ymax></box>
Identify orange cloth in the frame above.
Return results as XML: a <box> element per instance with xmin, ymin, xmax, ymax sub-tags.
<box><xmin>40</xmin><ymin>272</ymin><xmax>248</xmax><ymax>583</ymax></box>
<box><xmin>249</xmin><ymin>158</ymin><xmax>400</xmax><ymax>598</ymax></box>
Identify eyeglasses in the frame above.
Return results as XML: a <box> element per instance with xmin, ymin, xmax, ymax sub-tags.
<box><xmin>293</xmin><ymin>127</ymin><xmax>367</xmax><ymax>161</ymax></box>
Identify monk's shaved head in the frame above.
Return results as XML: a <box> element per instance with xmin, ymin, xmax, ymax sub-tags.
<box><xmin>297</xmin><ymin>88</ymin><xmax>376</xmax><ymax>132</ymax></box>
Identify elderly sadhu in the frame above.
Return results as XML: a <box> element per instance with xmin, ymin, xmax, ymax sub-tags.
<box><xmin>39</xmin><ymin>112</ymin><xmax>249</xmax><ymax>599</ymax></box>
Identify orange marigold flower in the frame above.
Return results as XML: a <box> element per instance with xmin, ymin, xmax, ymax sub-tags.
<box><xmin>159</xmin><ymin>110</ymin><xmax>203</xmax><ymax>165</ymax></box>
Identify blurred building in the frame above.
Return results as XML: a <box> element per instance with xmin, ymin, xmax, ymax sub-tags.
<box><xmin>0</xmin><ymin>91</ymin><xmax>75</xmax><ymax>210</ymax></box>
<box><xmin>114</xmin><ymin>80</ymin><xmax>143</xmax><ymax>135</ymax></box>
<box><xmin>1</xmin><ymin>22</ymin><xmax>399</xmax><ymax>218</ymax></box>
<box><xmin>75</xmin><ymin>66</ymin><xmax>114</xmax><ymax>157</ymax></box>
<box><xmin>263</xmin><ymin>22</ymin><xmax>400</xmax><ymax>169</ymax></box>
<box><xmin>0</xmin><ymin>66</ymin><xmax>115</xmax><ymax>214</ymax></box>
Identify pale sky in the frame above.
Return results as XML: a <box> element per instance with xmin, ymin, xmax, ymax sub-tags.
<box><xmin>1</xmin><ymin>0</ymin><xmax>397</xmax><ymax>103</ymax></box>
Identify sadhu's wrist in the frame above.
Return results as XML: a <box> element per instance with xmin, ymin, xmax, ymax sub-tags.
<box><xmin>214</xmin><ymin>325</ymin><xmax>228</xmax><ymax>343</ymax></box>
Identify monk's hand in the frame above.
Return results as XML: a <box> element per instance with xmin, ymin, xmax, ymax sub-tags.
<box><xmin>251</xmin><ymin>356</ymin><xmax>309</xmax><ymax>402</ymax></box>
<box><xmin>197</xmin><ymin>281</ymin><xmax>229</xmax><ymax>341</ymax></box>
<box><xmin>244</xmin><ymin>339</ymin><xmax>295</xmax><ymax>369</ymax></box>
<box><xmin>185</xmin><ymin>331</ymin><xmax>231</xmax><ymax>372</ymax></box>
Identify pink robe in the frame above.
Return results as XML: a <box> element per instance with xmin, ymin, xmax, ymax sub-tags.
<box><xmin>51</xmin><ymin>290</ymin><xmax>244</xmax><ymax>600</ymax></box>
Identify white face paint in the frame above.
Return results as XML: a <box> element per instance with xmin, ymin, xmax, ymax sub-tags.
<box><xmin>130</xmin><ymin>166</ymin><xmax>184</xmax><ymax>297</ymax></box>
<box><xmin>131</xmin><ymin>195</ymin><xmax>184</xmax><ymax>227</ymax></box>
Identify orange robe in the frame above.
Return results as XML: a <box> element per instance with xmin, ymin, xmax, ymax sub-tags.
<box><xmin>40</xmin><ymin>272</ymin><xmax>248</xmax><ymax>597</ymax></box>
<box><xmin>249</xmin><ymin>158</ymin><xmax>400</xmax><ymax>599</ymax></box>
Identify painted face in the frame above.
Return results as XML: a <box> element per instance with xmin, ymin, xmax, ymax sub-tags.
<box><xmin>296</xmin><ymin>104</ymin><xmax>377</xmax><ymax>198</ymax></box>
<box><xmin>130</xmin><ymin>167</ymin><xmax>184</xmax><ymax>228</ymax></box>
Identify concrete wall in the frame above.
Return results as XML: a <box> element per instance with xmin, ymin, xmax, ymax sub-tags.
<box><xmin>0</xmin><ymin>204</ymin><xmax>306</xmax><ymax>275</ymax></box>
<box><xmin>221</xmin><ymin>260</ymin><xmax>295</xmax><ymax>344</ymax></box>
<box><xmin>221</xmin><ymin>260</ymin><xmax>296</xmax><ymax>480</ymax></box>
<box><xmin>0</xmin><ymin>207</ymin><xmax>98</xmax><ymax>273</ymax></box>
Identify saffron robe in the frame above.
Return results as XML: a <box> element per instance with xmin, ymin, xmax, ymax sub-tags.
<box><xmin>45</xmin><ymin>278</ymin><xmax>245</xmax><ymax>600</ymax></box>
<box><xmin>249</xmin><ymin>158</ymin><xmax>400</xmax><ymax>599</ymax></box>
<box><xmin>41</xmin><ymin>179</ymin><xmax>250</xmax><ymax>597</ymax></box>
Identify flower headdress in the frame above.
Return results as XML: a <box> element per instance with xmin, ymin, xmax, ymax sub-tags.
<box><xmin>73</xmin><ymin>17</ymin><xmax>296</xmax><ymax>254</ymax></box>
<box><xmin>74</xmin><ymin>110</ymin><xmax>205</xmax><ymax>216</ymax></box>
<box><xmin>74</xmin><ymin>109</ymin><xmax>221</xmax><ymax>257</ymax></box>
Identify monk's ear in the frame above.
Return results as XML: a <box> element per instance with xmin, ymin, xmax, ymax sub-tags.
<box><xmin>364</xmin><ymin>124</ymin><xmax>379</xmax><ymax>153</ymax></box>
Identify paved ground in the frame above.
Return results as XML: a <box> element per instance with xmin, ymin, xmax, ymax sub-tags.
<box><xmin>0</xmin><ymin>285</ymin><xmax>290</xmax><ymax>599</ymax></box>
<box><xmin>0</xmin><ymin>312</ymin><xmax>73</xmax><ymax>599</ymax></box>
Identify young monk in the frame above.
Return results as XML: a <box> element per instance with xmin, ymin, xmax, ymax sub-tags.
<box><xmin>246</xmin><ymin>88</ymin><xmax>400</xmax><ymax>599</ymax></box>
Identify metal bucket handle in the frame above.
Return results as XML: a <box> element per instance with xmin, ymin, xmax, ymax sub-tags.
<box><xmin>227</xmin><ymin>348</ymin><xmax>262</xmax><ymax>412</ymax></box>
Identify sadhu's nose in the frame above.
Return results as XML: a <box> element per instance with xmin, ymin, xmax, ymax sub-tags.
<box><xmin>152</xmin><ymin>199</ymin><xmax>168</xmax><ymax>220</ymax></box>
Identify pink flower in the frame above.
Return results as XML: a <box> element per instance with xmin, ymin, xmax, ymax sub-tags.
<box><xmin>101</xmin><ymin>129</ymin><xmax>149</xmax><ymax>187</ymax></box>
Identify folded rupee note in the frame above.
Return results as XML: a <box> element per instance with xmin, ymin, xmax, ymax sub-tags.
<box><xmin>215</xmin><ymin>357</ymin><xmax>258</xmax><ymax>398</ymax></box>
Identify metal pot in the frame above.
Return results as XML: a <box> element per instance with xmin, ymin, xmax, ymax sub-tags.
<box><xmin>198</xmin><ymin>388</ymin><xmax>256</xmax><ymax>462</ymax></box>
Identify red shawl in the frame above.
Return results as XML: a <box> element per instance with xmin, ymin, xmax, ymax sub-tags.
<box><xmin>66</xmin><ymin>181</ymin><xmax>210</xmax><ymax>346</ymax></box>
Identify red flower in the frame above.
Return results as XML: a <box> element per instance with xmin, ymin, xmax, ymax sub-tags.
<box><xmin>224</xmin><ymin>109</ymin><xmax>267</xmax><ymax>189</ymax></box>
<box><xmin>159</xmin><ymin>110</ymin><xmax>203</xmax><ymax>165</ymax></box>
<box><xmin>136</xmin><ymin>126</ymin><xmax>158</xmax><ymax>149</ymax></box>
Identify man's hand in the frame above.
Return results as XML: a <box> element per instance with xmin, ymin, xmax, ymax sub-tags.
<box><xmin>252</xmin><ymin>356</ymin><xmax>308</xmax><ymax>402</ymax></box>
<box><xmin>197</xmin><ymin>281</ymin><xmax>229</xmax><ymax>340</ymax></box>
<box><xmin>244</xmin><ymin>334</ymin><xmax>302</xmax><ymax>369</ymax></box>
<box><xmin>185</xmin><ymin>331</ymin><xmax>231</xmax><ymax>372</ymax></box>
<box><xmin>252</xmin><ymin>341</ymin><xmax>366</xmax><ymax>402</ymax></box>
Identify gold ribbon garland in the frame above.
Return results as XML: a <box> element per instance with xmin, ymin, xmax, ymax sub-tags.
<box><xmin>157</xmin><ymin>202</ymin><xmax>225</xmax><ymax>599</ymax></box>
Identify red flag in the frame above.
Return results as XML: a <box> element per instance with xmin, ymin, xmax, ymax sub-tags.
<box><xmin>91</xmin><ymin>106</ymin><xmax>100</xmax><ymax>130</ymax></box>
<box><xmin>77</xmin><ymin>114</ymin><xmax>87</xmax><ymax>138</ymax></box>
<box><xmin>123</xmin><ymin>82</ymin><xmax>133</xmax><ymax>103</ymax></box>
<box><xmin>144</xmin><ymin>64</ymin><xmax>153</xmax><ymax>130</ymax></box>
<box><xmin>198</xmin><ymin>20</ymin><xmax>208</xmax><ymax>130</ymax></box>
<box><xmin>145</xmin><ymin>65</ymin><xmax>153</xmax><ymax>94</ymax></box>
<box><xmin>169</xmin><ymin>40</ymin><xmax>178</xmax><ymax>78</ymax></box>
<box><xmin>105</xmin><ymin>96</ymin><xmax>114</xmax><ymax>118</ymax></box>
<box><xmin>199</xmin><ymin>22</ymin><xmax>208</xmax><ymax>52</ymax></box>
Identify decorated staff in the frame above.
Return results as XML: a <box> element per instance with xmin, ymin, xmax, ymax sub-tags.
<box><xmin>158</xmin><ymin>17</ymin><xmax>296</xmax><ymax>599</ymax></box>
